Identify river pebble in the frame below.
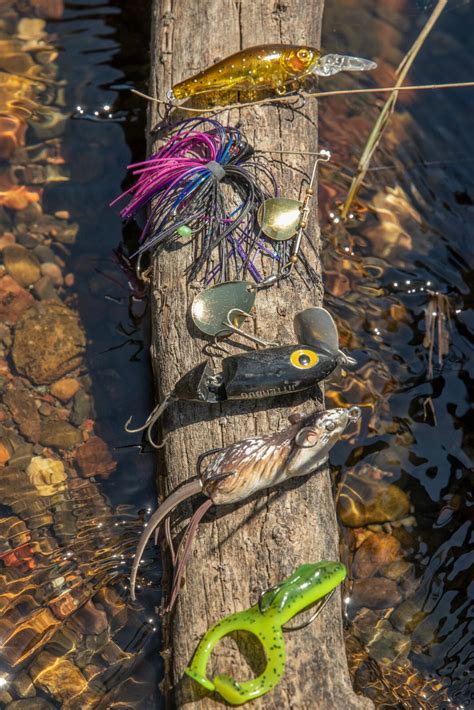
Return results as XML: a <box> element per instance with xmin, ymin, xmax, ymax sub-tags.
<box><xmin>12</xmin><ymin>300</ymin><xmax>85</xmax><ymax>384</ymax></box>
<box><xmin>338</xmin><ymin>469</ymin><xmax>410</xmax><ymax>527</ymax></box>
<box><xmin>351</xmin><ymin>577</ymin><xmax>402</xmax><ymax>610</ymax></box>
<box><xmin>0</xmin><ymin>274</ymin><xmax>34</xmax><ymax>323</ymax></box>
<box><xmin>2</xmin><ymin>378</ymin><xmax>41</xmax><ymax>442</ymax></box>
<box><xmin>353</xmin><ymin>533</ymin><xmax>402</xmax><ymax>578</ymax></box>
<box><xmin>40</xmin><ymin>262</ymin><xmax>63</xmax><ymax>286</ymax></box>
<box><xmin>26</xmin><ymin>456</ymin><xmax>67</xmax><ymax>496</ymax></box>
<box><xmin>75</xmin><ymin>436</ymin><xmax>117</xmax><ymax>479</ymax></box>
<box><xmin>2</xmin><ymin>244</ymin><xmax>41</xmax><ymax>287</ymax></box>
<box><xmin>50</xmin><ymin>377</ymin><xmax>80</xmax><ymax>402</ymax></box>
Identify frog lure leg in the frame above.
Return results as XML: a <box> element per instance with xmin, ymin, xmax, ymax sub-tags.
<box><xmin>125</xmin><ymin>305</ymin><xmax>358</xmax><ymax>448</ymax></box>
<box><xmin>185</xmin><ymin>561</ymin><xmax>347</xmax><ymax>705</ymax></box>
<box><xmin>129</xmin><ymin>406</ymin><xmax>360</xmax><ymax>606</ymax></box>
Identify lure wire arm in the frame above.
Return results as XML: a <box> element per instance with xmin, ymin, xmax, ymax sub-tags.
<box><xmin>280</xmin><ymin>149</ymin><xmax>331</xmax><ymax>277</ymax></box>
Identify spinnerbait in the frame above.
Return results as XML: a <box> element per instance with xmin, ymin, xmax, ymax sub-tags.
<box><xmin>130</xmin><ymin>405</ymin><xmax>361</xmax><ymax>609</ymax></box>
<box><xmin>112</xmin><ymin>118</ymin><xmax>316</xmax><ymax>285</ymax></box>
<box><xmin>169</xmin><ymin>44</ymin><xmax>377</xmax><ymax>103</ymax></box>
<box><xmin>185</xmin><ymin>561</ymin><xmax>347</xmax><ymax>705</ymax></box>
<box><xmin>126</xmin><ymin>306</ymin><xmax>357</xmax><ymax>448</ymax></box>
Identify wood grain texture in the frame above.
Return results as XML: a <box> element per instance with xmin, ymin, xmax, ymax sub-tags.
<box><xmin>148</xmin><ymin>1</ymin><xmax>372</xmax><ymax>707</ymax></box>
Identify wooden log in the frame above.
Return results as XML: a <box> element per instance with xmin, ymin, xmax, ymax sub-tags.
<box><xmin>147</xmin><ymin>1</ymin><xmax>372</xmax><ymax>707</ymax></box>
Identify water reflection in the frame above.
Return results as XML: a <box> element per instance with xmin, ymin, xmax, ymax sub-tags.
<box><xmin>321</xmin><ymin>1</ymin><xmax>473</xmax><ymax>706</ymax></box>
<box><xmin>0</xmin><ymin>0</ymin><xmax>472</xmax><ymax>707</ymax></box>
<box><xmin>0</xmin><ymin>0</ymin><xmax>159</xmax><ymax>706</ymax></box>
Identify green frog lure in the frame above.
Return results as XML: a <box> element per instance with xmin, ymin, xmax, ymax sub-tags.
<box><xmin>185</xmin><ymin>561</ymin><xmax>347</xmax><ymax>705</ymax></box>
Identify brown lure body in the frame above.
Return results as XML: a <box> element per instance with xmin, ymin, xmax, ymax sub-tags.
<box><xmin>171</xmin><ymin>44</ymin><xmax>321</xmax><ymax>101</ymax></box>
<box><xmin>130</xmin><ymin>406</ymin><xmax>360</xmax><ymax>602</ymax></box>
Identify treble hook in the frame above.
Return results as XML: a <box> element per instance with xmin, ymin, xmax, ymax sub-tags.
<box><xmin>124</xmin><ymin>394</ymin><xmax>174</xmax><ymax>449</ymax></box>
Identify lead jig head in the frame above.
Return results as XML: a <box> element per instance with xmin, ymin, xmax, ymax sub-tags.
<box><xmin>185</xmin><ymin>561</ymin><xmax>347</xmax><ymax>705</ymax></box>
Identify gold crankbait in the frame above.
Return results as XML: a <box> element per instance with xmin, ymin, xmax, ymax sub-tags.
<box><xmin>169</xmin><ymin>44</ymin><xmax>377</xmax><ymax>102</ymax></box>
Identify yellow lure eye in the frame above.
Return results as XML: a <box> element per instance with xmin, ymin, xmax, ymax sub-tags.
<box><xmin>290</xmin><ymin>349</ymin><xmax>319</xmax><ymax>369</ymax></box>
<box><xmin>297</xmin><ymin>49</ymin><xmax>309</xmax><ymax>60</ymax></box>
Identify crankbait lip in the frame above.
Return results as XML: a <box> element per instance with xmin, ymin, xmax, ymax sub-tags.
<box><xmin>313</xmin><ymin>53</ymin><xmax>377</xmax><ymax>77</ymax></box>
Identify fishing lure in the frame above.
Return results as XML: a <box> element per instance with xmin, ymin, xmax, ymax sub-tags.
<box><xmin>126</xmin><ymin>306</ymin><xmax>357</xmax><ymax>448</ymax></box>
<box><xmin>185</xmin><ymin>560</ymin><xmax>347</xmax><ymax>705</ymax></box>
<box><xmin>112</xmin><ymin>118</ymin><xmax>318</xmax><ymax>286</ymax></box>
<box><xmin>169</xmin><ymin>44</ymin><xmax>377</xmax><ymax>103</ymax></box>
<box><xmin>130</xmin><ymin>405</ymin><xmax>360</xmax><ymax>607</ymax></box>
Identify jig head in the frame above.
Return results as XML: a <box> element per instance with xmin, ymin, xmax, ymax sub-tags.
<box><xmin>125</xmin><ymin>306</ymin><xmax>357</xmax><ymax>448</ymax></box>
<box><xmin>185</xmin><ymin>561</ymin><xmax>347</xmax><ymax>705</ymax></box>
<box><xmin>129</xmin><ymin>406</ymin><xmax>360</xmax><ymax>605</ymax></box>
<box><xmin>168</xmin><ymin>44</ymin><xmax>377</xmax><ymax>104</ymax></box>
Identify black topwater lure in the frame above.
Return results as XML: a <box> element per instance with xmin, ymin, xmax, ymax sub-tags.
<box><xmin>126</xmin><ymin>306</ymin><xmax>357</xmax><ymax>447</ymax></box>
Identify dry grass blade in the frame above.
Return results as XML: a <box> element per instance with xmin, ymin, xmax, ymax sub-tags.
<box><xmin>340</xmin><ymin>0</ymin><xmax>448</xmax><ymax>219</ymax></box>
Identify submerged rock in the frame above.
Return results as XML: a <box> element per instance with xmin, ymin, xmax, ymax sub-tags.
<box><xmin>29</xmin><ymin>651</ymin><xmax>88</xmax><ymax>705</ymax></box>
<box><xmin>75</xmin><ymin>436</ymin><xmax>116</xmax><ymax>479</ymax></box>
<box><xmin>26</xmin><ymin>456</ymin><xmax>67</xmax><ymax>496</ymax></box>
<box><xmin>33</xmin><ymin>276</ymin><xmax>58</xmax><ymax>301</ymax></box>
<box><xmin>389</xmin><ymin>599</ymin><xmax>427</xmax><ymax>634</ymax></box>
<box><xmin>3</xmin><ymin>244</ymin><xmax>41</xmax><ymax>286</ymax></box>
<box><xmin>69</xmin><ymin>389</ymin><xmax>91</xmax><ymax>426</ymax></box>
<box><xmin>50</xmin><ymin>377</ymin><xmax>80</xmax><ymax>402</ymax></box>
<box><xmin>39</xmin><ymin>420</ymin><xmax>82</xmax><ymax>449</ymax></box>
<box><xmin>366</xmin><ymin>626</ymin><xmax>411</xmax><ymax>664</ymax></box>
<box><xmin>353</xmin><ymin>533</ymin><xmax>402</xmax><ymax>578</ymax></box>
<box><xmin>6</xmin><ymin>700</ymin><xmax>55</xmax><ymax>709</ymax></box>
<box><xmin>338</xmin><ymin>469</ymin><xmax>410</xmax><ymax>527</ymax></box>
<box><xmin>3</xmin><ymin>379</ymin><xmax>41</xmax><ymax>442</ymax></box>
<box><xmin>351</xmin><ymin>578</ymin><xmax>402</xmax><ymax>610</ymax></box>
<box><xmin>12</xmin><ymin>300</ymin><xmax>85</xmax><ymax>384</ymax></box>
<box><xmin>0</xmin><ymin>275</ymin><xmax>34</xmax><ymax>324</ymax></box>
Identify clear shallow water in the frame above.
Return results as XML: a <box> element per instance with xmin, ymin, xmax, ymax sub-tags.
<box><xmin>0</xmin><ymin>0</ymin><xmax>472</xmax><ymax>707</ymax></box>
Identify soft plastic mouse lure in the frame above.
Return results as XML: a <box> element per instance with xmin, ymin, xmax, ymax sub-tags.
<box><xmin>126</xmin><ymin>306</ymin><xmax>357</xmax><ymax>448</ymax></box>
<box><xmin>130</xmin><ymin>406</ymin><xmax>360</xmax><ymax>609</ymax></box>
<box><xmin>169</xmin><ymin>44</ymin><xmax>377</xmax><ymax>103</ymax></box>
<box><xmin>185</xmin><ymin>560</ymin><xmax>347</xmax><ymax>705</ymax></box>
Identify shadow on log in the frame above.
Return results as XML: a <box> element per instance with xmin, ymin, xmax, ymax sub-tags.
<box><xmin>146</xmin><ymin>0</ymin><xmax>373</xmax><ymax>707</ymax></box>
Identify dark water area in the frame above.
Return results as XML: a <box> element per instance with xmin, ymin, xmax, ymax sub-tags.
<box><xmin>0</xmin><ymin>0</ymin><xmax>472</xmax><ymax>708</ymax></box>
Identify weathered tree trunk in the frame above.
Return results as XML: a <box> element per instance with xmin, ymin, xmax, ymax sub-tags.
<box><xmin>148</xmin><ymin>1</ymin><xmax>371</xmax><ymax>708</ymax></box>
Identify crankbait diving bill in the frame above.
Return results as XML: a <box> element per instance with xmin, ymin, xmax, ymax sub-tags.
<box><xmin>185</xmin><ymin>561</ymin><xmax>347</xmax><ymax>705</ymax></box>
<box><xmin>169</xmin><ymin>44</ymin><xmax>377</xmax><ymax>103</ymax></box>
<box><xmin>129</xmin><ymin>406</ymin><xmax>360</xmax><ymax>608</ymax></box>
<box><xmin>126</xmin><ymin>306</ymin><xmax>357</xmax><ymax>448</ymax></box>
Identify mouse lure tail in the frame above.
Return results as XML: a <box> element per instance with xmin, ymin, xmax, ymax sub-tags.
<box><xmin>163</xmin><ymin>498</ymin><xmax>214</xmax><ymax>615</ymax></box>
<box><xmin>130</xmin><ymin>478</ymin><xmax>203</xmax><ymax>600</ymax></box>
